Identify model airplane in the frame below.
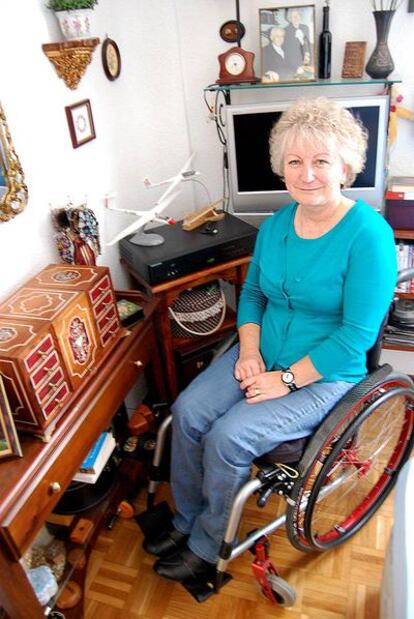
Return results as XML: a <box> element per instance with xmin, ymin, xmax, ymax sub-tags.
<box><xmin>106</xmin><ymin>153</ymin><xmax>199</xmax><ymax>246</ymax></box>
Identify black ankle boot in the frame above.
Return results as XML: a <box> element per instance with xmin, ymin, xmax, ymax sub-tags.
<box><xmin>143</xmin><ymin>527</ymin><xmax>189</xmax><ymax>557</ymax></box>
<box><xmin>153</xmin><ymin>547</ymin><xmax>216</xmax><ymax>582</ymax></box>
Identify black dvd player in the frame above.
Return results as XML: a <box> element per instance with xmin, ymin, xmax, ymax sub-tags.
<box><xmin>118</xmin><ymin>213</ymin><xmax>257</xmax><ymax>285</ymax></box>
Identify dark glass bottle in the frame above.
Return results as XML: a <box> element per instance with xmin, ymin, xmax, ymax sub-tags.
<box><xmin>318</xmin><ymin>2</ymin><xmax>332</xmax><ymax>79</ymax></box>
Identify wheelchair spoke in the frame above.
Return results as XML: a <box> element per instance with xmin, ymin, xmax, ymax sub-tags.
<box><xmin>286</xmin><ymin>382</ymin><xmax>414</xmax><ymax>552</ymax></box>
<box><xmin>310</xmin><ymin>394</ymin><xmax>411</xmax><ymax>542</ymax></box>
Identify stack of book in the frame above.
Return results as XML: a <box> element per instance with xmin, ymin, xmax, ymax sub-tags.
<box><xmin>386</xmin><ymin>176</ymin><xmax>414</xmax><ymax>230</ymax></box>
<box><xmin>395</xmin><ymin>241</ymin><xmax>414</xmax><ymax>293</ymax></box>
<box><xmin>73</xmin><ymin>431</ymin><xmax>116</xmax><ymax>484</ymax></box>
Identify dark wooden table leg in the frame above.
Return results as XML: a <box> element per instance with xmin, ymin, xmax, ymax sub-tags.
<box><xmin>156</xmin><ymin>297</ymin><xmax>178</xmax><ymax>401</ymax></box>
<box><xmin>146</xmin><ymin>326</ymin><xmax>168</xmax><ymax>404</ymax></box>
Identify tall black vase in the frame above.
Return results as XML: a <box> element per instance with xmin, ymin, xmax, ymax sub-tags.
<box><xmin>365</xmin><ymin>10</ymin><xmax>395</xmax><ymax>79</ymax></box>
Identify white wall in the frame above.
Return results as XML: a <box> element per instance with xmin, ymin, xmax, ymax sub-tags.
<box><xmin>1</xmin><ymin>0</ymin><xmax>414</xmax><ymax>307</ymax></box>
<box><xmin>0</xmin><ymin>0</ymin><xmax>194</xmax><ymax>298</ymax></box>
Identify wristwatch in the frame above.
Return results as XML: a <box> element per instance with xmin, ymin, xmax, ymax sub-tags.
<box><xmin>281</xmin><ymin>368</ymin><xmax>298</xmax><ymax>392</ymax></box>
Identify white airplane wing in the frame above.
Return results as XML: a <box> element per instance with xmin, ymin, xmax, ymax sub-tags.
<box><xmin>106</xmin><ymin>206</ymin><xmax>149</xmax><ymax>216</ymax></box>
<box><xmin>107</xmin><ymin>188</ymin><xmax>183</xmax><ymax>246</ymax></box>
<box><xmin>144</xmin><ymin>153</ymin><xmax>195</xmax><ymax>192</ymax></box>
<box><xmin>154</xmin><ymin>153</ymin><xmax>195</xmax><ymax>204</ymax></box>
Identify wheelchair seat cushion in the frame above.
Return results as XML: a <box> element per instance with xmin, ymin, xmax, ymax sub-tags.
<box><xmin>255</xmin><ymin>437</ymin><xmax>308</xmax><ymax>466</ymax></box>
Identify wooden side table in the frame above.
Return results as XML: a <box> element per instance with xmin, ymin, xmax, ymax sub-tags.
<box><xmin>122</xmin><ymin>256</ymin><xmax>251</xmax><ymax>400</ymax></box>
<box><xmin>0</xmin><ymin>294</ymin><xmax>165</xmax><ymax>619</ymax></box>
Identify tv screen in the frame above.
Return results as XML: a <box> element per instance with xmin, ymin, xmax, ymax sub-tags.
<box><xmin>226</xmin><ymin>96</ymin><xmax>389</xmax><ymax>216</ymax></box>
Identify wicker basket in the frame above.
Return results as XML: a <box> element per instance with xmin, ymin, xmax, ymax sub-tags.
<box><xmin>168</xmin><ymin>281</ymin><xmax>226</xmax><ymax>338</ymax></box>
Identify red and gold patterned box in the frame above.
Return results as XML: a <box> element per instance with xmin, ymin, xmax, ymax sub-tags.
<box><xmin>0</xmin><ymin>319</ymin><xmax>71</xmax><ymax>436</ymax></box>
<box><xmin>26</xmin><ymin>265</ymin><xmax>121</xmax><ymax>351</ymax></box>
<box><xmin>0</xmin><ymin>265</ymin><xmax>122</xmax><ymax>439</ymax></box>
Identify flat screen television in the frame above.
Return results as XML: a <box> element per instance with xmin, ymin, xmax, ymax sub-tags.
<box><xmin>225</xmin><ymin>95</ymin><xmax>389</xmax><ymax>218</ymax></box>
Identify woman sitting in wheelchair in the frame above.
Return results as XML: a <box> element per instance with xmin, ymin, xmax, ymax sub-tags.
<box><xmin>146</xmin><ymin>97</ymin><xmax>397</xmax><ymax>582</ymax></box>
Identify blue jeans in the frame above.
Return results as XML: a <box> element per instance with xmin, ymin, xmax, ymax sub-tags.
<box><xmin>170</xmin><ymin>344</ymin><xmax>352</xmax><ymax>563</ymax></box>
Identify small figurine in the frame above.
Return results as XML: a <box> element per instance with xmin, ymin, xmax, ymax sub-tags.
<box><xmin>105</xmin><ymin>153</ymin><xmax>200</xmax><ymax>247</ymax></box>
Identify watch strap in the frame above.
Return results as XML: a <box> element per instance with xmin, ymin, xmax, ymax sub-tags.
<box><xmin>281</xmin><ymin>367</ymin><xmax>298</xmax><ymax>392</ymax></box>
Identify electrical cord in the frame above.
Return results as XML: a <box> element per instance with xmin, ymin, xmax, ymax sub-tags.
<box><xmin>203</xmin><ymin>88</ymin><xmax>230</xmax><ymax>211</ymax></box>
<box><xmin>203</xmin><ymin>89</ymin><xmax>227</xmax><ymax>146</ymax></box>
<box><xmin>222</xmin><ymin>150</ymin><xmax>230</xmax><ymax>212</ymax></box>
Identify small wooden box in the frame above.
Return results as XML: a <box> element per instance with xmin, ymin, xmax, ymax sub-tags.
<box><xmin>26</xmin><ymin>264</ymin><xmax>121</xmax><ymax>349</ymax></box>
<box><xmin>0</xmin><ymin>318</ymin><xmax>72</xmax><ymax>436</ymax></box>
<box><xmin>0</xmin><ymin>264</ymin><xmax>122</xmax><ymax>438</ymax></box>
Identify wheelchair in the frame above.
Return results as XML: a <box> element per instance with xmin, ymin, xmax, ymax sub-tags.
<box><xmin>137</xmin><ymin>268</ymin><xmax>414</xmax><ymax>606</ymax></box>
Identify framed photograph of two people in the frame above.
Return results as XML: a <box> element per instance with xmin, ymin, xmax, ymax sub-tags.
<box><xmin>260</xmin><ymin>5</ymin><xmax>316</xmax><ymax>83</ymax></box>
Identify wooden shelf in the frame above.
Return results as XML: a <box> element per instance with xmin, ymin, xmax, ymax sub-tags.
<box><xmin>151</xmin><ymin>255</ymin><xmax>251</xmax><ymax>295</ymax></box>
<box><xmin>122</xmin><ymin>249</ymin><xmax>251</xmax><ymax>400</ymax></box>
<box><xmin>0</xmin><ymin>299</ymin><xmax>166</xmax><ymax>619</ymax></box>
<box><xmin>394</xmin><ymin>229</ymin><xmax>414</xmax><ymax>240</ymax></box>
<box><xmin>383</xmin><ymin>342</ymin><xmax>414</xmax><ymax>352</ymax></box>
<box><xmin>395</xmin><ymin>292</ymin><xmax>414</xmax><ymax>299</ymax></box>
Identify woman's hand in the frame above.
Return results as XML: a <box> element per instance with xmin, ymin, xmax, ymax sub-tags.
<box><xmin>240</xmin><ymin>371</ymin><xmax>290</xmax><ymax>403</ymax></box>
<box><xmin>234</xmin><ymin>351</ymin><xmax>266</xmax><ymax>381</ymax></box>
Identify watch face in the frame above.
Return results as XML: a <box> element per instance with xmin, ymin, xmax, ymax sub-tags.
<box><xmin>225</xmin><ymin>52</ymin><xmax>246</xmax><ymax>76</ymax></box>
<box><xmin>281</xmin><ymin>371</ymin><xmax>294</xmax><ymax>384</ymax></box>
<box><xmin>102</xmin><ymin>38</ymin><xmax>121</xmax><ymax>81</ymax></box>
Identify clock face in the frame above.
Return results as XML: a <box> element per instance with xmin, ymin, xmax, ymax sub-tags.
<box><xmin>224</xmin><ymin>52</ymin><xmax>246</xmax><ymax>76</ymax></box>
<box><xmin>102</xmin><ymin>38</ymin><xmax>121</xmax><ymax>81</ymax></box>
<box><xmin>106</xmin><ymin>46</ymin><xmax>118</xmax><ymax>74</ymax></box>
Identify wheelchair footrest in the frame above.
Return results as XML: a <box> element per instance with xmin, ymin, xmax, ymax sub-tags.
<box><xmin>181</xmin><ymin>571</ymin><xmax>232</xmax><ymax>603</ymax></box>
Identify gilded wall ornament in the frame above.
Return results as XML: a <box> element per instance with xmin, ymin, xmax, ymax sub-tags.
<box><xmin>42</xmin><ymin>38</ymin><xmax>100</xmax><ymax>90</ymax></box>
<box><xmin>0</xmin><ymin>102</ymin><xmax>29</xmax><ymax>223</ymax></box>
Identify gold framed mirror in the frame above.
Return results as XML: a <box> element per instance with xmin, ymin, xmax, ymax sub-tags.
<box><xmin>0</xmin><ymin>102</ymin><xmax>28</xmax><ymax>222</ymax></box>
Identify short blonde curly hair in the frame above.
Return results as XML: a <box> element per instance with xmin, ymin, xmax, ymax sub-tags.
<box><xmin>269</xmin><ymin>97</ymin><xmax>368</xmax><ymax>188</ymax></box>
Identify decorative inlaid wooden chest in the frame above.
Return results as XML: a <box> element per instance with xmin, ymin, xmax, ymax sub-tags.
<box><xmin>0</xmin><ymin>264</ymin><xmax>122</xmax><ymax>438</ymax></box>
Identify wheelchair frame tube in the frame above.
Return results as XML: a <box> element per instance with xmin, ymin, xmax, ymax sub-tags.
<box><xmin>148</xmin><ymin>414</ymin><xmax>172</xmax><ymax>507</ymax></box>
<box><xmin>216</xmin><ymin>468</ymin><xmax>352</xmax><ymax>576</ymax></box>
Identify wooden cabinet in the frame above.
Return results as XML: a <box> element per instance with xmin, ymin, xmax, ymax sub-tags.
<box><xmin>0</xmin><ymin>294</ymin><xmax>166</xmax><ymax>619</ymax></box>
<box><xmin>122</xmin><ymin>255</ymin><xmax>250</xmax><ymax>400</ymax></box>
<box><xmin>0</xmin><ymin>265</ymin><xmax>122</xmax><ymax>438</ymax></box>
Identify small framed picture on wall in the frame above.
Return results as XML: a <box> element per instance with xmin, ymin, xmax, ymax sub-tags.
<box><xmin>65</xmin><ymin>99</ymin><xmax>96</xmax><ymax>149</ymax></box>
<box><xmin>409</xmin><ymin>0</ymin><xmax>414</xmax><ymax>12</ymax></box>
<box><xmin>259</xmin><ymin>5</ymin><xmax>316</xmax><ymax>83</ymax></box>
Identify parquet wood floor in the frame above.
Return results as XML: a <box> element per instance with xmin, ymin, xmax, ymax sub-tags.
<box><xmin>85</xmin><ymin>482</ymin><xmax>393</xmax><ymax>619</ymax></box>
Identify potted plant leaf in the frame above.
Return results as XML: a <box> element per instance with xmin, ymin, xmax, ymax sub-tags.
<box><xmin>47</xmin><ymin>0</ymin><xmax>98</xmax><ymax>40</ymax></box>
